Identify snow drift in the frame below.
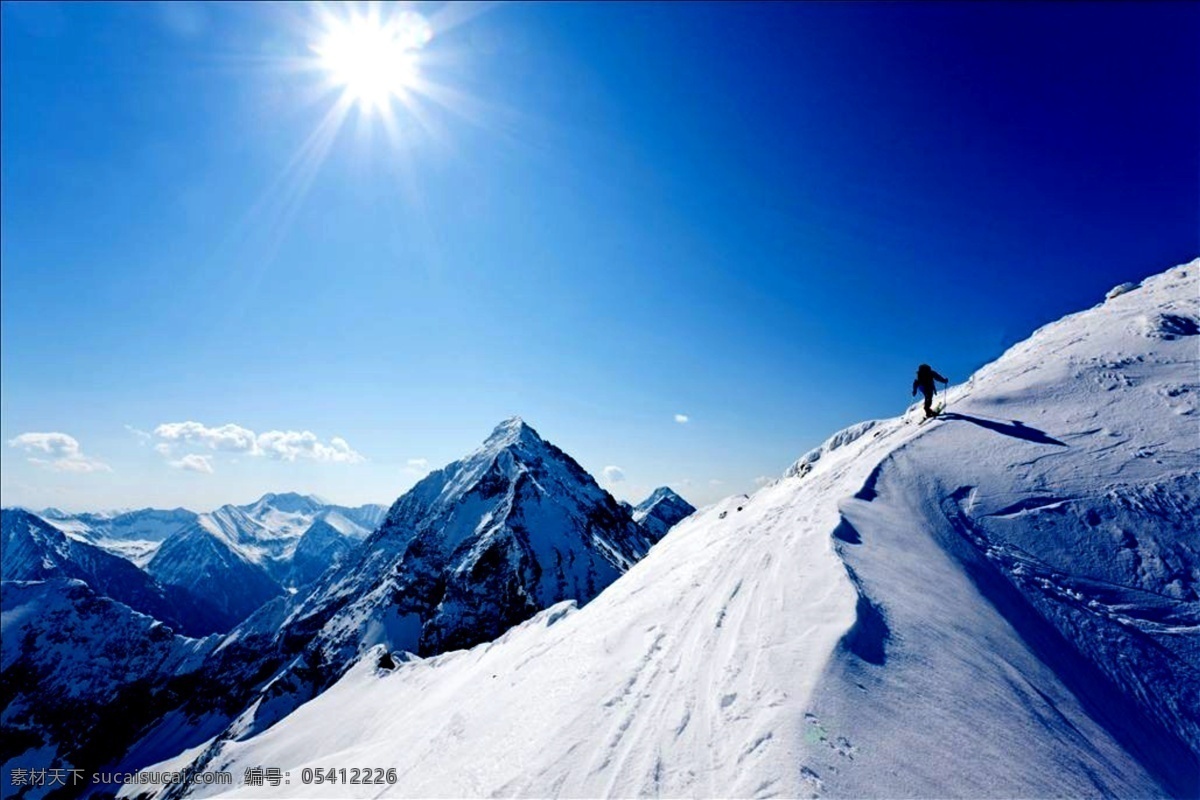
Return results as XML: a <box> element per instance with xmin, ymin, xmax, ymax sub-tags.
<box><xmin>140</xmin><ymin>261</ymin><xmax>1197</xmax><ymax>798</ymax></box>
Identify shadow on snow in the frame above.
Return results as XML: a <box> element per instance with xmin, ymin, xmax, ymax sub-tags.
<box><xmin>939</xmin><ymin>413</ymin><xmax>1067</xmax><ymax>446</ymax></box>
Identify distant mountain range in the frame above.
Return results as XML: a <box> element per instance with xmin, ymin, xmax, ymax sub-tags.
<box><xmin>37</xmin><ymin>493</ymin><xmax>384</xmax><ymax>573</ymax></box>
<box><xmin>19</xmin><ymin>493</ymin><xmax>389</xmax><ymax>632</ymax></box>
<box><xmin>2</xmin><ymin>508</ymin><xmax>218</xmax><ymax>636</ymax></box>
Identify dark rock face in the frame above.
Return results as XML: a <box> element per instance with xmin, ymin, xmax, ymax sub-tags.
<box><xmin>287</xmin><ymin>519</ymin><xmax>359</xmax><ymax>588</ymax></box>
<box><xmin>0</xmin><ymin>580</ymin><xmax>216</xmax><ymax>797</ymax></box>
<box><xmin>146</xmin><ymin>521</ymin><xmax>285</xmax><ymax>632</ymax></box>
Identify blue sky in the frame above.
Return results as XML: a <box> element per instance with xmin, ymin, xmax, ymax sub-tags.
<box><xmin>2</xmin><ymin>1</ymin><xmax>1197</xmax><ymax>512</ymax></box>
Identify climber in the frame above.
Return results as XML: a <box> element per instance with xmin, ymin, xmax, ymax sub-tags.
<box><xmin>912</xmin><ymin>364</ymin><xmax>949</xmax><ymax>418</ymax></box>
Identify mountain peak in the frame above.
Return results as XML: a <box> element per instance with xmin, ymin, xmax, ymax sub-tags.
<box><xmin>482</xmin><ymin>416</ymin><xmax>543</xmax><ymax>451</ymax></box>
<box><xmin>642</xmin><ymin>486</ymin><xmax>685</xmax><ymax>506</ymax></box>
<box><xmin>634</xmin><ymin>486</ymin><xmax>692</xmax><ymax>515</ymax></box>
<box><xmin>246</xmin><ymin>492</ymin><xmax>326</xmax><ymax>514</ymax></box>
<box><xmin>631</xmin><ymin>486</ymin><xmax>695</xmax><ymax>539</ymax></box>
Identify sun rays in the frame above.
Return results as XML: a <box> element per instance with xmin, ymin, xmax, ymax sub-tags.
<box><xmin>227</xmin><ymin>2</ymin><xmax>503</xmax><ymax>270</ymax></box>
<box><xmin>311</xmin><ymin>5</ymin><xmax>431</xmax><ymax>114</ymax></box>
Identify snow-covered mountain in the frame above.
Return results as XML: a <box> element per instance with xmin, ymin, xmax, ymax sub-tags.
<box><xmin>1</xmin><ymin>579</ymin><xmax>215</xmax><ymax>799</ymax></box>
<box><xmin>132</xmin><ymin>493</ymin><xmax>385</xmax><ymax>632</ymax></box>
<box><xmin>227</xmin><ymin>493</ymin><xmax>382</xmax><ymax>543</ymax></box>
<box><xmin>0</xmin><ymin>498</ymin><xmax>384</xmax><ymax>797</ymax></box>
<box><xmin>223</xmin><ymin>493</ymin><xmax>381</xmax><ymax>556</ymax></box>
<box><xmin>230</xmin><ymin>496</ymin><xmax>383</xmax><ymax>586</ymax></box>
<box><xmin>149</xmin><ymin>260</ymin><xmax>1197</xmax><ymax>799</ymax></box>
<box><xmin>631</xmin><ymin>486</ymin><xmax>696</xmax><ymax>540</ymax></box>
<box><xmin>146</xmin><ymin>518</ymin><xmax>286</xmax><ymax>632</ymax></box>
<box><xmin>239</xmin><ymin>492</ymin><xmax>328</xmax><ymax>529</ymax></box>
<box><xmin>38</xmin><ymin>506</ymin><xmax>200</xmax><ymax>567</ymax></box>
<box><xmin>1</xmin><ymin>508</ymin><xmax>218</xmax><ymax>636</ymax></box>
<box><xmin>16</xmin><ymin>494</ymin><xmax>390</xmax><ymax>638</ymax></box>
<box><xmin>39</xmin><ymin>506</ymin><xmax>199</xmax><ymax>542</ymax></box>
<box><xmin>277</xmin><ymin>417</ymin><xmax>663</xmax><ymax>665</ymax></box>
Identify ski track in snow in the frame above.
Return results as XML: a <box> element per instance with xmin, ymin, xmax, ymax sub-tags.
<box><xmin>122</xmin><ymin>261</ymin><xmax>1199</xmax><ymax>800</ymax></box>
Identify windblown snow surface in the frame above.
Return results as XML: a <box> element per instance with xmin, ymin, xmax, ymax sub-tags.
<box><xmin>154</xmin><ymin>262</ymin><xmax>1196</xmax><ymax>799</ymax></box>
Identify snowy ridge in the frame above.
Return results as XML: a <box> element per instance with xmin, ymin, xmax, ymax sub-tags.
<box><xmin>786</xmin><ymin>419</ymin><xmax>883</xmax><ymax>480</ymax></box>
<box><xmin>144</xmin><ymin>259</ymin><xmax>1198</xmax><ymax>799</ymax></box>
<box><xmin>798</xmin><ymin>262</ymin><xmax>1199</xmax><ymax>797</ymax></box>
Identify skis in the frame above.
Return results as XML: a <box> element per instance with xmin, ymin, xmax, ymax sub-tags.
<box><xmin>916</xmin><ymin>403</ymin><xmax>945</xmax><ymax>425</ymax></box>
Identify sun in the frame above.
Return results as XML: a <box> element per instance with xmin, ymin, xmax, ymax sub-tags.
<box><xmin>312</xmin><ymin>9</ymin><xmax>432</xmax><ymax>113</ymax></box>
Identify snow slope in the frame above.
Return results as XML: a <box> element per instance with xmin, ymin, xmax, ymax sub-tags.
<box><xmin>154</xmin><ymin>260</ymin><xmax>1197</xmax><ymax>799</ymax></box>
<box><xmin>797</xmin><ymin>267</ymin><xmax>1199</xmax><ymax>798</ymax></box>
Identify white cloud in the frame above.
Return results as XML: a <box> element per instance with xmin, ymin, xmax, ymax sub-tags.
<box><xmin>154</xmin><ymin>421</ymin><xmax>260</xmax><ymax>453</ymax></box>
<box><xmin>709</xmin><ymin>479</ymin><xmax>724</xmax><ymax>486</ymax></box>
<box><xmin>151</xmin><ymin>421</ymin><xmax>364</xmax><ymax>467</ymax></box>
<box><xmin>674</xmin><ymin>414</ymin><xmax>689</xmax><ymax>424</ymax></box>
<box><xmin>9</xmin><ymin>432</ymin><xmax>80</xmax><ymax>458</ymax></box>
<box><xmin>602</xmin><ymin>465</ymin><xmax>626</xmax><ymax>484</ymax></box>
<box><xmin>754</xmin><ymin>475</ymin><xmax>772</xmax><ymax>487</ymax></box>
<box><xmin>256</xmin><ymin>430</ymin><xmax>364</xmax><ymax>463</ymax></box>
<box><xmin>170</xmin><ymin>454</ymin><xmax>214</xmax><ymax>474</ymax></box>
<box><xmin>8</xmin><ymin>432</ymin><xmax>111</xmax><ymax>473</ymax></box>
